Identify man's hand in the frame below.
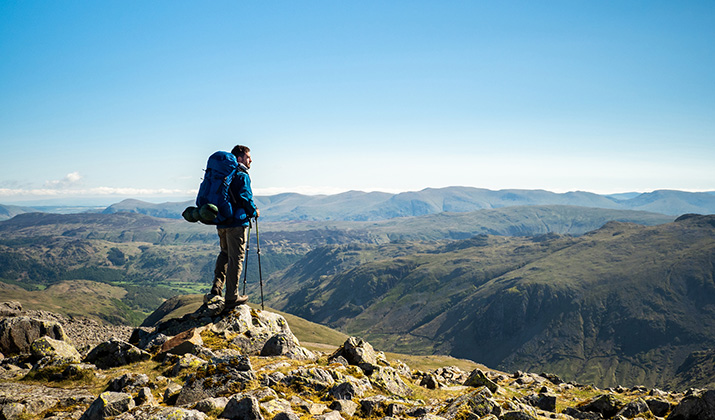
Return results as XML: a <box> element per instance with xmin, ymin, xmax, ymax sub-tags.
<box><xmin>255</xmin><ymin>208</ymin><xmax>260</xmax><ymax>218</ymax></box>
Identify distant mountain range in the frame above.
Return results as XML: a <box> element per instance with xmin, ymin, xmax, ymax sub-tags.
<box><xmin>98</xmin><ymin>187</ymin><xmax>715</xmax><ymax>220</ymax></box>
<box><xmin>1</xmin><ymin>187</ymin><xmax>713</xmax><ymax>222</ymax></box>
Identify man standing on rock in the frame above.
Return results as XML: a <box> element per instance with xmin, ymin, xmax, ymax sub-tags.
<box><xmin>210</xmin><ymin>145</ymin><xmax>259</xmax><ymax>312</ymax></box>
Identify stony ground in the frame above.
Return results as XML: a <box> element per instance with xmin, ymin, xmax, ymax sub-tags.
<box><xmin>1</xmin><ymin>300</ymin><xmax>713</xmax><ymax>420</ymax></box>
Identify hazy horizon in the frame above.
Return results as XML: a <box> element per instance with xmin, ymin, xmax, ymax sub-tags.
<box><xmin>2</xmin><ymin>186</ymin><xmax>715</xmax><ymax>208</ymax></box>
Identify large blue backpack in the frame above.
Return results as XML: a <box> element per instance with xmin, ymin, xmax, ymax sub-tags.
<box><xmin>194</xmin><ymin>151</ymin><xmax>239</xmax><ymax>225</ymax></box>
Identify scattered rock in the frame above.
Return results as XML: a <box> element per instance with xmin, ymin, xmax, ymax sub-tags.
<box><xmin>84</xmin><ymin>338</ymin><xmax>151</xmax><ymax>369</ymax></box>
<box><xmin>80</xmin><ymin>391</ymin><xmax>136</xmax><ymax>420</ymax></box>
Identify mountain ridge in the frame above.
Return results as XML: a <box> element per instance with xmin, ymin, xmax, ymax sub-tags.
<box><xmin>3</xmin><ymin>187</ymin><xmax>715</xmax><ymax>221</ymax></box>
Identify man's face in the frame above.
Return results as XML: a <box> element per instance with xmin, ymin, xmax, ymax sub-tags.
<box><xmin>237</xmin><ymin>152</ymin><xmax>252</xmax><ymax>169</ymax></box>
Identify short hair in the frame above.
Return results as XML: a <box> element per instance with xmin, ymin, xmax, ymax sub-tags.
<box><xmin>231</xmin><ymin>145</ymin><xmax>251</xmax><ymax>158</ymax></box>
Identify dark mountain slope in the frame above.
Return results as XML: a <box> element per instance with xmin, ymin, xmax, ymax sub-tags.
<box><xmin>271</xmin><ymin>215</ymin><xmax>715</xmax><ymax>389</ymax></box>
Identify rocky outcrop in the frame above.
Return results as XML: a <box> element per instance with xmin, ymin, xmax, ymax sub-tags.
<box><xmin>0</xmin><ymin>300</ymin><xmax>714</xmax><ymax>420</ymax></box>
<box><xmin>0</xmin><ymin>316</ymin><xmax>66</xmax><ymax>355</ymax></box>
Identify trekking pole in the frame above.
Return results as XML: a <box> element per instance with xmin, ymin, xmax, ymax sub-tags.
<box><xmin>255</xmin><ymin>217</ymin><xmax>264</xmax><ymax>310</ymax></box>
<box><xmin>242</xmin><ymin>223</ymin><xmax>251</xmax><ymax>296</ymax></box>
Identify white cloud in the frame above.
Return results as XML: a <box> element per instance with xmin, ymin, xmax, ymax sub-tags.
<box><xmin>44</xmin><ymin>172</ymin><xmax>83</xmax><ymax>189</ymax></box>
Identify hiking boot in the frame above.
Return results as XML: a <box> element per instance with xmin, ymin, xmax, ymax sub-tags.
<box><xmin>210</xmin><ymin>287</ymin><xmax>222</xmax><ymax>297</ymax></box>
<box><xmin>221</xmin><ymin>295</ymin><xmax>249</xmax><ymax>315</ymax></box>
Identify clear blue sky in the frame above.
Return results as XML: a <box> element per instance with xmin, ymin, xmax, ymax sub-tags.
<box><xmin>1</xmin><ymin>1</ymin><xmax>714</xmax><ymax>204</ymax></box>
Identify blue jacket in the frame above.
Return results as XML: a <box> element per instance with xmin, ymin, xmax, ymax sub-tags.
<box><xmin>219</xmin><ymin>167</ymin><xmax>258</xmax><ymax>228</ymax></box>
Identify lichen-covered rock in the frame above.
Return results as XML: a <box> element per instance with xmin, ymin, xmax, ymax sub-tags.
<box><xmin>171</xmin><ymin>353</ymin><xmax>208</xmax><ymax>377</ymax></box>
<box><xmin>80</xmin><ymin>391</ymin><xmax>136</xmax><ymax>420</ymax></box>
<box><xmin>464</xmin><ymin>368</ymin><xmax>499</xmax><ymax>393</ymax></box>
<box><xmin>114</xmin><ymin>406</ymin><xmax>208</xmax><ymax>419</ymax></box>
<box><xmin>30</xmin><ymin>336</ymin><xmax>82</xmax><ymax>363</ymax></box>
<box><xmin>440</xmin><ymin>386</ymin><xmax>501</xmax><ymax>420</ymax></box>
<box><xmin>370</xmin><ymin>366</ymin><xmax>412</xmax><ymax>396</ymax></box>
<box><xmin>175</xmin><ymin>355</ymin><xmax>255</xmax><ymax>405</ymax></box>
<box><xmin>0</xmin><ymin>316</ymin><xmax>66</xmax><ymax>355</ymax></box>
<box><xmin>83</xmin><ymin>338</ymin><xmax>150</xmax><ymax>369</ymax></box>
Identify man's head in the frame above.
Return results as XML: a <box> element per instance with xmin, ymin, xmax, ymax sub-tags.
<box><xmin>231</xmin><ymin>145</ymin><xmax>252</xmax><ymax>169</ymax></box>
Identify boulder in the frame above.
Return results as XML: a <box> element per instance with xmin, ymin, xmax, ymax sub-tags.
<box><xmin>213</xmin><ymin>307</ymin><xmax>305</xmax><ymax>355</ymax></box>
<box><xmin>222</xmin><ymin>395</ymin><xmax>263</xmax><ymax>420</ymax></box>
<box><xmin>616</xmin><ymin>397</ymin><xmax>651</xmax><ymax>418</ymax></box>
<box><xmin>114</xmin><ymin>406</ymin><xmax>208</xmax><ymax>419</ymax></box>
<box><xmin>440</xmin><ymin>386</ymin><xmax>501</xmax><ymax>419</ymax></box>
<box><xmin>84</xmin><ymin>338</ymin><xmax>151</xmax><ymax>369</ymax></box>
<box><xmin>0</xmin><ymin>301</ymin><xmax>22</xmax><ymax>318</ymax></box>
<box><xmin>272</xmin><ymin>413</ymin><xmax>300</xmax><ymax>420</ymax></box>
<box><xmin>315</xmin><ymin>411</ymin><xmax>344</xmax><ymax>420</ymax></box>
<box><xmin>193</xmin><ymin>397</ymin><xmax>229</xmax><ymax>413</ymax></box>
<box><xmin>30</xmin><ymin>336</ymin><xmax>82</xmax><ymax>363</ymax></box>
<box><xmin>330</xmin><ymin>400</ymin><xmax>359</xmax><ymax>416</ymax></box>
<box><xmin>80</xmin><ymin>391</ymin><xmax>136</xmax><ymax>420</ymax></box>
<box><xmin>667</xmin><ymin>389</ymin><xmax>715</xmax><ymax>420</ymax></box>
<box><xmin>464</xmin><ymin>368</ymin><xmax>499</xmax><ymax>393</ymax></box>
<box><xmin>330</xmin><ymin>337</ymin><xmax>378</xmax><ymax>366</ymax></box>
<box><xmin>577</xmin><ymin>394</ymin><xmax>623</xmax><ymax>418</ymax></box>
<box><xmin>329</xmin><ymin>380</ymin><xmax>371</xmax><ymax>400</ymax></box>
<box><xmin>260</xmin><ymin>333</ymin><xmax>316</xmax><ymax>360</ymax></box>
<box><xmin>107</xmin><ymin>373</ymin><xmax>150</xmax><ymax>392</ymax></box>
<box><xmin>370</xmin><ymin>366</ymin><xmax>412</xmax><ymax>396</ymax></box>
<box><xmin>0</xmin><ymin>316</ymin><xmax>66</xmax><ymax>355</ymax></box>
<box><xmin>646</xmin><ymin>398</ymin><xmax>672</xmax><ymax>417</ymax></box>
<box><xmin>524</xmin><ymin>392</ymin><xmax>557</xmax><ymax>412</ymax></box>
<box><xmin>159</xmin><ymin>327</ymin><xmax>204</xmax><ymax>356</ymax></box>
<box><xmin>285</xmin><ymin>367</ymin><xmax>336</xmax><ymax>392</ymax></box>
<box><xmin>135</xmin><ymin>387</ymin><xmax>157</xmax><ymax>406</ymax></box>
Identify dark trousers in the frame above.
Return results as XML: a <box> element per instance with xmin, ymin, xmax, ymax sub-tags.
<box><xmin>212</xmin><ymin>226</ymin><xmax>248</xmax><ymax>302</ymax></box>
